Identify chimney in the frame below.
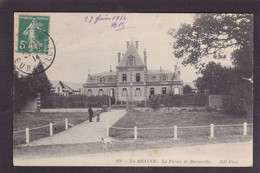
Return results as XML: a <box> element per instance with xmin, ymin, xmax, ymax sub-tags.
<box><xmin>143</xmin><ymin>49</ymin><xmax>147</xmax><ymax>66</ymax></box>
<box><xmin>178</xmin><ymin>66</ymin><xmax>181</xmax><ymax>76</ymax></box>
<box><xmin>135</xmin><ymin>41</ymin><xmax>139</xmax><ymax>50</ymax></box>
<box><xmin>160</xmin><ymin>66</ymin><xmax>162</xmax><ymax>72</ymax></box>
<box><xmin>110</xmin><ymin>65</ymin><xmax>112</xmax><ymax>72</ymax></box>
<box><xmin>118</xmin><ymin>52</ymin><xmax>121</xmax><ymax>64</ymax></box>
<box><xmin>126</xmin><ymin>41</ymin><xmax>130</xmax><ymax>48</ymax></box>
<box><xmin>88</xmin><ymin>69</ymin><xmax>90</xmax><ymax>76</ymax></box>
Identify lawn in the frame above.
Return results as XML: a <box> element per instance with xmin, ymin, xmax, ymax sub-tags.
<box><xmin>13</xmin><ymin>112</ymin><xmax>91</xmax><ymax>145</ymax></box>
<box><xmin>109</xmin><ymin>110</ymin><xmax>253</xmax><ymax>141</ymax></box>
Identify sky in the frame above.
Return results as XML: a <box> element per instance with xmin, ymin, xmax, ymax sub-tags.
<box><xmin>15</xmin><ymin>13</ymin><xmax>233</xmax><ymax>84</ymax></box>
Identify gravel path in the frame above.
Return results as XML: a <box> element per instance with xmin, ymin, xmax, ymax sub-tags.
<box><xmin>25</xmin><ymin>110</ymin><xmax>126</xmax><ymax>146</ymax></box>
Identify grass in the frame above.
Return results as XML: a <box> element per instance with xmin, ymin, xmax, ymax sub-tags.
<box><xmin>13</xmin><ymin>112</ymin><xmax>90</xmax><ymax>145</ymax></box>
<box><xmin>13</xmin><ymin>109</ymin><xmax>253</xmax><ymax>158</ymax></box>
<box><xmin>110</xmin><ymin>110</ymin><xmax>253</xmax><ymax>140</ymax></box>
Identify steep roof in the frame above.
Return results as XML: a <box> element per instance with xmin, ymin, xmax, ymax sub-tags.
<box><xmin>50</xmin><ymin>80</ymin><xmax>59</xmax><ymax>88</ymax></box>
<box><xmin>50</xmin><ymin>80</ymin><xmax>82</xmax><ymax>92</ymax></box>
<box><xmin>147</xmin><ymin>70</ymin><xmax>173</xmax><ymax>75</ymax></box>
<box><xmin>92</xmin><ymin>71</ymin><xmax>117</xmax><ymax>77</ymax></box>
<box><xmin>147</xmin><ymin>69</ymin><xmax>181</xmax><ymax>81</ymax></box>
<box><xmin>59</xmin><ymin>81</ymin><xmax>73</xmax><ymax>92</ymax></box>
<box><xmin>117</xmin><ymin>41</ymin><xmax>145</xmax><ymax>68</ymax></box>
<box><xmin>63</xmin><ymin>82</ymin><xmax>83</xmax><ymax>91</ymax></box>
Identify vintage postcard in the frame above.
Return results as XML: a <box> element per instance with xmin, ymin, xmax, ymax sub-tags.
<box><xmin>13</xmin><ymin>12</ymin><xmax>253</xmax><ymax>167</ymax></box>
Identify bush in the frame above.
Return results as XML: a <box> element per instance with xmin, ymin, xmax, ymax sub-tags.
<box><xmin>136</xmin><ymin>101</ymin><xmax>146</xmax><ymax>107</ymax></box>
<box><xmin>149</xmin><ymin>96</ymin><xmax>160</xmax><ymax>110</ymax></box>
<box><xmin>221</xmin><ymin>80</ymin><xmax>253</xmax><ymax>118</ymax></box>
<box><xmin>205</xmin><ymin>106</ymin><xmax>218</xmax><ymax>112</ymax></box>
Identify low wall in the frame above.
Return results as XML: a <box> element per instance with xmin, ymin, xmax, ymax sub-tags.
<box><xmin>209</xmin><ymin>95</ymin><xmax>224</xmax><ymax>109</ymax></box>
<box><xmin>40</xmin><ymin>108</ymin><xmax>102</xmax><ymax>113</ymax></box>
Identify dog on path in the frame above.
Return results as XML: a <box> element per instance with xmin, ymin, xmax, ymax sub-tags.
<box><xmin>101</xmin><ymin>137</ymin><xmax>114</xmax><ymax>150</ymax></box>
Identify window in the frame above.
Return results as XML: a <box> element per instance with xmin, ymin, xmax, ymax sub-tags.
<box><xmin>162</xmin><ymin>87</ymin><xmax>167</xmax><ymax>94</ymax></box>
<box><xmin>150</xmin><ymin>88</ymin><xmax>155</xmax><ymax>96</ymax></box>
<box><xmin>122</xmin><ymin>88</ymin><xmax>127</xmax><ymax>97</ymax></box>
<box><xmin>57</xmin><ymin>87</ymin><xmax>60</xmax><ymax>92</ymax></box>
<box><xmin>87</xmin><ymin>89</ymin><xmax>93</xmax><ymax>96</ymax></box>
<box><xmin>161</xmin><ymin>75</ymin><xmax>167</xmax><ymax>81</ymax></box>
<box><xmin>98</xmin><ymin>77</ymin><xmax>104</xmax><ymax>83</ymax></box>
<box><xmin>122</xmin><ymin>74</ymin><xmax>127</xmax><ymax>82</ymax></box>
<box><xmin>152</xmin><ymin>76</ymin><xmax>156</xmax><ymax>81</ymax></box>
<box><xmin>128</xmin><ymin>58</ymin><xmax>134</xmax><ymax>66</ymax></box>
<box><xmin>136</xmin><ymin>73</ymin><xmax>140</xmax><ymax>82</ymax></box>
<box><xmin>135</xmin><ymin>88</ymin><xmax>141</xmax><ymax>97</ymax></box>
<box><xmin>108</xmin><ymin>77</ymin><xmax>113</xmax><ymax>82</ymax></box>
<box><xmin>174</xmin><ymin>88</ymin><xmax>179</xmax><ymax>95</ymax></box>
<box><xmin>98</xmin><ymin>89</ymin><xmax>103</xmax><ymax>96</ymax></box>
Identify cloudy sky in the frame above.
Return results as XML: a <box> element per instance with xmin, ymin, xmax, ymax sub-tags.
<box><xmin>16</xmin><ymin>13</ymin><xmax>232</xmax><ymax>84</ymax></box>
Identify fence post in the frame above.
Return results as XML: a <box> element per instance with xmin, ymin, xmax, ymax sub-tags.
<box><xmin>210</xmin><ymin>124</ymin><xmax>214</xmax><ymax>138</ymax></box>
<box><xmin>134</xmin><ymin>126</ymin><xmax>137</xmax><ymax>140</ymax></box>
<box><xmin>106</xmin><ymin>122</ymin><xmax>110</xmax><ymax>137</ymax></box>
<box><xmin>174</xmin><ymin>125</ymin><xmax>178</xmax><ymax>140</ymax></box>
<box><xmin>243</xmin><ymin>122</ymin><xmax>247</xmax><ymax>136</ymax></box>
<box><xmin>65</xmin><ymin>118</ymin><xmax>68</xmax><ymax>130</ymax></box>
<box><xmin>25</xmin><ymin>128</ymin><xmax>30</xmax><ymax>144</ymax></box>
<box><xmin>49</xmin><ymin>123</ymin><xmax>53</xmax><ymax>136</ymax></box>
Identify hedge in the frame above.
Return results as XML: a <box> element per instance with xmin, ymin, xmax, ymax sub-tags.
<box><xmin>41</xmin><ymin>95</ymin><xmax>115</xmax><ymax>108</ymax></box>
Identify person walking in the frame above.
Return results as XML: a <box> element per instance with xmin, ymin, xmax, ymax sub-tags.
<box><xmin>88</xmin><ymin>107</ymin><xmax>93</xmax><ymax>122</ymax></box>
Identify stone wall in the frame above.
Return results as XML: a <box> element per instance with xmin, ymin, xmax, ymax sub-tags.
<box><xmin>209</xmin><ymin>95</ymin><xmax>224</xmax><ymax>109</ymax></box>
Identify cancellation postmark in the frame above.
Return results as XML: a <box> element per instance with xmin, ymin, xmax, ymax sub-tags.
<box><xmin>14</xmin><ymin>15</ymin><xmax>56</xmax><ymax>74</ymax></box>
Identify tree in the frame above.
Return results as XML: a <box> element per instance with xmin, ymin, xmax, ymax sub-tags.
<box><xmin>168</xmin><ymin>14</ymin><xmax>253</xmax><ymax>79</ymax></box>
<box><xmin>169</xmin><ymin>14</ymin><xmax>253</xmax><ymax>117</ymax></box>
<box><xmin>31</xmin><ymin>61</ymin><xmax>52</xmax><ymax>97</ymax></box>
<box><xmin>13</xmin><ymin>61</ymin><xmax>52</xmax><ymax>112</ymax></box>
<box><xmin>183</xmin><ymin>84</ymin><xmax>193</xmax><ymax>94</ymax></box>
<box><xmin>194</xmin><ymin>62</ymin><xmax>232</xmax><ymax>95</ymax></box>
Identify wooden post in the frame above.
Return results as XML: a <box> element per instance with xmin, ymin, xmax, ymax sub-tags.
<box><xmin>134</xmin><ymin>126</ymin><xmax>137</xmax><ymax>140</ymax></box>
<box><xmin>106</xmin><ymin>122</ymin><xmax>110</xmax><ymax>137</ymax></box>
<box><xmin>49</xmin><ymin>123</ymin><xmax>53</xmax><ymax>136</ymax></box>
<box><xmin>210</xmin><ymin>124</ymin><xmax>214</xmax><ymax>138</ymax></box>
<box><xmin>25</xmin><ymin>128</ymin><xmax>30</xmax><ymax>144</ymax></box>
<box><xmin>174</xmin><ymin>125</ymin><xmax>178</xmax><ymax>140</ymax></box>
<box><xmin>65</xmin><ymin>118</ymin><xmax>68</xmax><ymax>130</ymax></box>
<box><xmin>243</xmin><ymin>122</ymin><xmax>247</xmax><ymax>136</ymax></box>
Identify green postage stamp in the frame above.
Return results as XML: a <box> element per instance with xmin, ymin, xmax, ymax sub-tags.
<box><xmin>14</xmin><ymin>14</ymin><xmax>55</xmax><ymax>74</ymax></box>
<box><xmin>18</xmin><ymin>15</ymin><xmax>50</xmax><ymax>54</ymax></box>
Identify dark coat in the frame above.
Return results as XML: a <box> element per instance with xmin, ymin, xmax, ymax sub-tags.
<box><xmin>88</xmin><ymin>108</ymin><xmax>93</xmax><ymax>116</ymax></box>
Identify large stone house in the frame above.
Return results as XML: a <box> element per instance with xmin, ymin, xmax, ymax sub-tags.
<box><xmin>83</xmin><ymin>40</ymin><xmax>183</xmax><ymax>103</ymax></box>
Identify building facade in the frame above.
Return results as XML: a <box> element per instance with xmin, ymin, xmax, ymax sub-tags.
<box><xmin>83</xmin><ymin>40</ymin><xmax>183</xmax><ymax>103</ymax></box>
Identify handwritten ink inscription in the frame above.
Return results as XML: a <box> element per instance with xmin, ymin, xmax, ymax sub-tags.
<box><xmin>84</xmin><ymin>14</ymin><xmax>135</xmax><ymax>31</ymax></box>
